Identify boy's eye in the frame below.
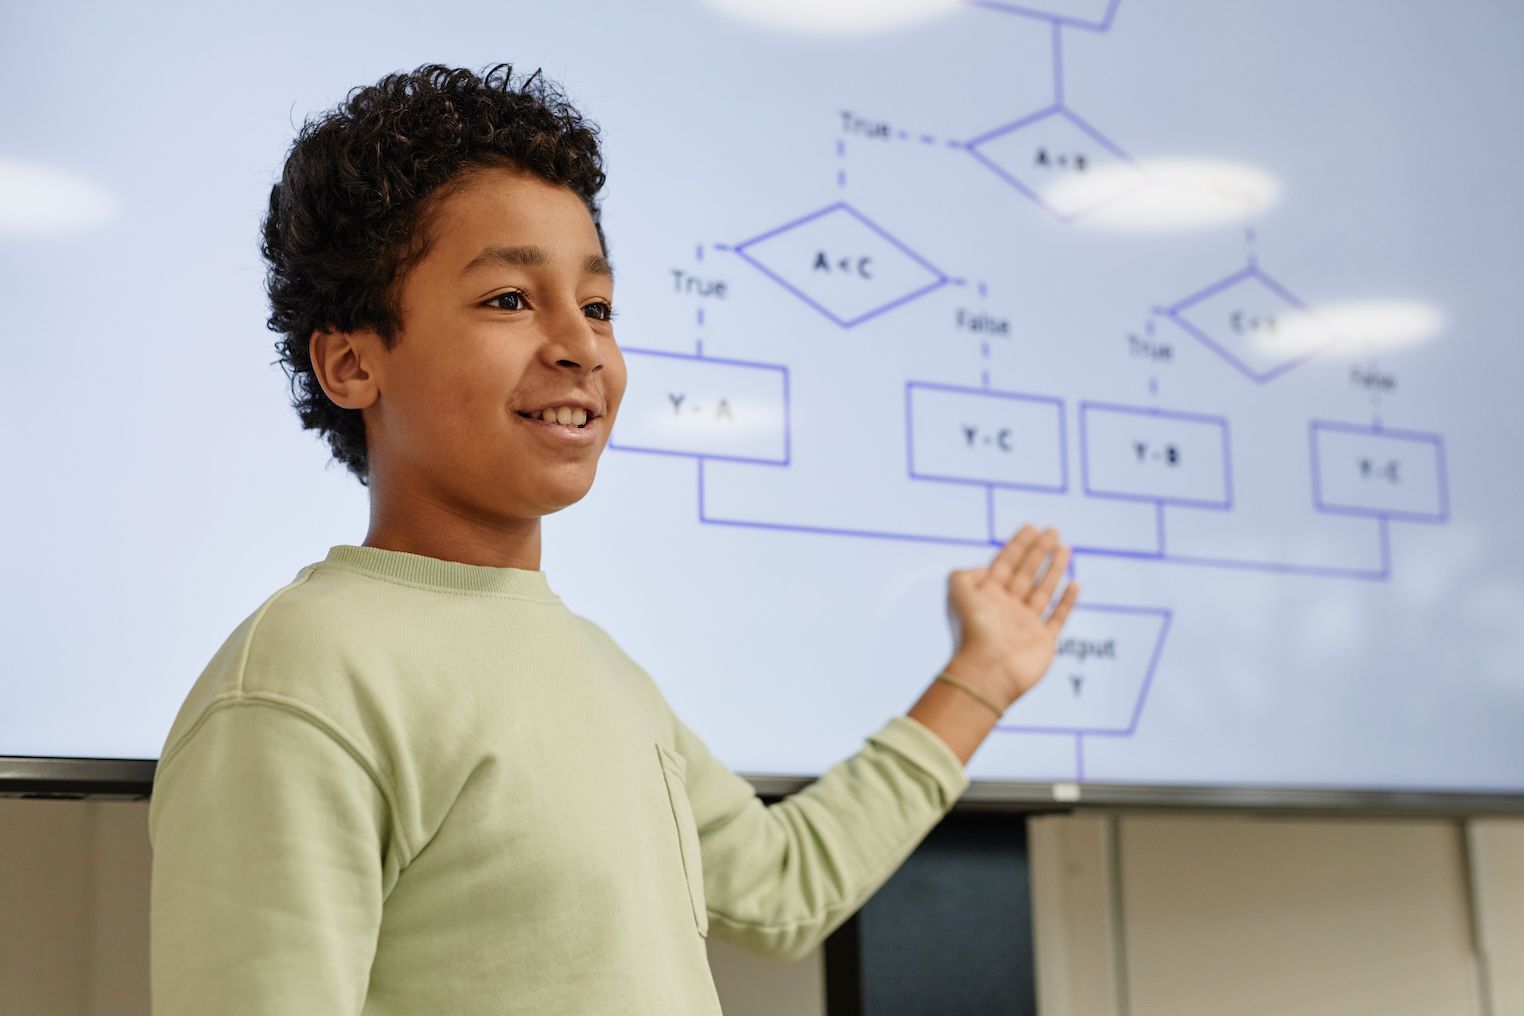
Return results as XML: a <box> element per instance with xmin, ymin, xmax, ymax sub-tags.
<box><xmin>584</xmin><ymin>300</ymin><xmax>615</xmax><ymax>322</ymax></box>
<box><xmin>486</xmin><ymin>290</ymin><xmax>525</xmax><ymax>311</ymax></box>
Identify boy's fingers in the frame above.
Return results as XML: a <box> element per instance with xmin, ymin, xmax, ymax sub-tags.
<box><xmin>1007</xmin><ymin>528</ymin><xmax>1058</xmax><ymax>596</ymax></box>
<box><xmin>1027</xmin><ymin>544</ymin><xmax>1070</xmax><ymax>610</ymax></box>
<box><xmin>1045</xmin><ymin>581</ymin><xmax>1080</xmax><ymax>631</ymax></box>
<box><xmin>985</xmin><ymin>524</ymin><xmax>1037</xmax><ymax>587</ymax></box>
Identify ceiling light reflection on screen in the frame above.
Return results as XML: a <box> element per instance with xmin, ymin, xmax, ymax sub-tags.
<box><xmin>1271</xmin><ymin>300</ymin><xmax>1444</xmax><ymax>354</ymax></box>
<box><xmin>704</xmin><ymin>0</ymin><xmax>961</xmax><ymax>34</ymax></box>
<box><xmin>1045</xmin><ymin>158</ymin><xmax>1279</xmax><ymax>231</ymax></box>
<box><xmin>0</xmin><ymin>158</ymin><xmax>116</xmax><ymax>234</ymax></box>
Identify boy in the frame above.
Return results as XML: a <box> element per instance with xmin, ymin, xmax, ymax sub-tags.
<box><xmin>148</xmin><ymin>63</ymin><xmax>1079</xmax><ymax>1014</ymax></box>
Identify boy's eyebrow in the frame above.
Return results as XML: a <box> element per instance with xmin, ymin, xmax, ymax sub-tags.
<box><xmin>459</xmin><ymin>244</ymin><xmax>614</xmax><ymax>282</ymax></box>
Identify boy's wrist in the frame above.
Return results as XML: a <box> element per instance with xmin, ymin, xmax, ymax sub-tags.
<box><xmin>944</xmin><ymin>648</ymin><xmax>1017</xmax><ymax>708</ymax></box>
<box><xmin>907</xmin><ymin>655</ymin><xmax>1009</xmax><ymax>767</ymax></box>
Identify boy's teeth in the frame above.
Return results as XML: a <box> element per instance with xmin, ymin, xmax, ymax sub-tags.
<box><xmin>535</xmin><ymin>407</ymin><xmax>589</xmax><ymax>427</ymax></box>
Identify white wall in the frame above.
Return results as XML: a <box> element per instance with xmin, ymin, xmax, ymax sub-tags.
<box><xmin>2</xmin><ymin>799</ymin><xmax>1520</xmax><ymax>1015</ymax></box>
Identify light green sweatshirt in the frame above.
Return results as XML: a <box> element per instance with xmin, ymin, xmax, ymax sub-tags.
<box><xmin>148</xmin><ymin>544</ymin><xmax>970</xmax><ymax>1014</ymax></box>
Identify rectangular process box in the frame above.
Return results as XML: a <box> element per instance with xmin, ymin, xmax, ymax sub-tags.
<box><xmin>1079</xmin><ymin>401</ymin><xmax>1232</xmax><ymax>508</ymax></box>
<box><xmin>609</xmin><ymin>347</ymin><xmax>789</xmax><ymax>464</ymax></box>
<box><xmin>1310</xmin><ymin>420</ymin><xmax>1448</xmax><ymax>522</ymax></box>
<box><xmin>905</xmin><ymin>381</ymin><xmax>1067</xmax><ymax>492</ymax></box>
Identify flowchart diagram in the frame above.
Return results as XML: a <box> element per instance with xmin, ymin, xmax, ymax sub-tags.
<box><xmin>607</xmin><ymin>0</ymin><xmax>1451</xmax><ymax>782</ymax></box>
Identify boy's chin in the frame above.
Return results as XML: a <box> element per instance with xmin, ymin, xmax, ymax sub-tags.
<box><xmin>527</xmin><ymin>473</ymin><xmax>598</xmax><ymax>515</ymax></box>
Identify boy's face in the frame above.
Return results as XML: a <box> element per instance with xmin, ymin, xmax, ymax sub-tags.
<box><xmin>362</xmin><ymin>166</ymin><xmax>625</xmax><ymax>521</ymax></box>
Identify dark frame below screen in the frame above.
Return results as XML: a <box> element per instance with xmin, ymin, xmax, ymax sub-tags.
<box><xmin>5</xmin><ymin>756</ymin><xmax>1524</xmax><ymax>815</ymax></box>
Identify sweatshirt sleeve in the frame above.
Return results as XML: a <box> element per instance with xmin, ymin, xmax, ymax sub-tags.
<box><xmin>148</xmin><ymin>699</ymin><xmax>398</xmax><ymax>1015</ymax></box>
<box><xmin>674</xmin><ymin>711</ymin><xmax>970</xmax><ymax>962</ymax></box>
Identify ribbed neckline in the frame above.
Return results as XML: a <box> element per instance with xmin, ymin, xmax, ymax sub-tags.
<box><xmin>319</xmin><ymin>544</ymin><xmax>559</xmax><ymax>601</ymax></box>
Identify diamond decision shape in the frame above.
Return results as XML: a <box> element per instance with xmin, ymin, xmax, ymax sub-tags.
<box><xmin>966</xmin><ymin>106</ymin><xmax>1143</xmax><ymax>222</ymax></box>
<box><xmin>1166</xmin><ymin>264</ymin><xmax>1335</xmax><ymax>383</ymax></box>
<box><xmin>734</xmin><ymin>202</ymin><xmax>948</xmax><ymax>328</ymax></box>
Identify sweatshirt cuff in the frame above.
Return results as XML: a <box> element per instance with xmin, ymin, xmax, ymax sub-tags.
<box><xmin>867</xmin><ymin>714</ymin><xmax>971</xmax><ymax>809</ymax></box>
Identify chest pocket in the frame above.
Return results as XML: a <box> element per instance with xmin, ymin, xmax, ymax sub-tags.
<box><xmin>655</xmin><ymin>743</ymin><xmax>709</xmax><ymax>937</ymax></box>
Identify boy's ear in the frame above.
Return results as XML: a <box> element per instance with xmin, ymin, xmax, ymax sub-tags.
<box><xmin>309</xmin><ymin>327</ymin><xmax>381</xmax><ymax>411</ymax></box>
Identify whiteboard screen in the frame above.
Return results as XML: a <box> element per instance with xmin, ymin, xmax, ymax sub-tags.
<box><xmin>4</xmin><ymin>0</ymin><xmax>1522</xmax><ymax>801</ymax></box>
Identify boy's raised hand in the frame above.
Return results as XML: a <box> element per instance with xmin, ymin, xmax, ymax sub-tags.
<box><xmin>945</xmin><ymin>525</ymin><xmax>1080</xmax><ymax>709</ymax></box>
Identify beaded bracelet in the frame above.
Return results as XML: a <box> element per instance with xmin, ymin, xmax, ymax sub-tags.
<box><xmin>935</xmin><ymin>670</ymin><xmax>1005</xmax><ymax>719</ymax></box>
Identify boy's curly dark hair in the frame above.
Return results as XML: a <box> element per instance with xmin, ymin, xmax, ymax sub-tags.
<box><xmin>261</xmin><ymin>63</ymin><xmax>607</xmax><ymax>485</ymax></box>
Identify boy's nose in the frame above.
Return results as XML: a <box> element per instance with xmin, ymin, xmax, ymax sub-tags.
<box><xmin>542</xmin><ymin>308</ymin><xmax>604</xmax><ymax>373</ymax></box>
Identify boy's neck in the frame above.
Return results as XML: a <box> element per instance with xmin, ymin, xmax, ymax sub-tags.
<box><xmin>361</xmin><ymin>486</ymin><xmax>544</xmax><ymax>572</ymax></box>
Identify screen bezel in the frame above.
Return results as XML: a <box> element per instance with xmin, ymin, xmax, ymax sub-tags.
<box><xmin>7</xmin><ymin>755</ymin><xmax>1524</xmax><ymax>814</ymax></box>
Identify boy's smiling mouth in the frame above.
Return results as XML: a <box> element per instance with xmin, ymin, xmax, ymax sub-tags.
<box><xmin>515</xmin><ymin>407</ymin><xmax>593</xmax><ymax>428</ymax></box>
<box><xmin>513</xmin><ymin>395</ymin><xmax>604</xmax><ymax>430</ymax></box>
<box><xmin>512</xmin><ymin>406</ymin><xmax>602</xmax><ymax>444</ymax></box>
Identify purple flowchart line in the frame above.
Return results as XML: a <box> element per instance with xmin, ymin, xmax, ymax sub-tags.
<box><xmin>997</xmin><ymin>602</ymin><xmax>1173</xmax><ymax>738</ymax></box>
<box><xmin>1070</xmin><ymin>543</ymin><xmax>1163</xmax><ymax>562</ymax></box>
<box><xmin>1158</xmin><ymin>526</ymin><xmax>1391</xmax><ymax>581</ymax></box>
<box><xmin>1163</xmin><ymin>263</ymin><xmax>1332</xmax><ymax>384</ymax></box>
<box><xmin>1073</xmin><ymin>728</ymin><xmax>1140</xmax><ymax>782</ymax></box>
<box><xmin>1309</xmin><ymin>420</ymin><xmax>1450</xmax><ymax>524</ymax></box>
<box><xmin>964</xmin><ymin>0</ymin><xmax>1122</xmax><ymax>32</ymax></box>
<box><xmin>963</xmin><ymin>102</ymin><xmax>1112</xmax><ymax>151</ymax></box>
<box><xmin>995</xmin><ymin>729</ymin><xmax>1141</xmax><ymax>785</ymax></box>
<box><xmin>1051</xmin><ymin>20</ymin><xmax>1064</xmax><ymax>105</ymax></box>
<box><xmin>695</xmin><ymin>458</ymin><xmax>995</xmax><ymax>550</ymax></box>
<box><xmin>731</xmin><ymin>202</ymin><xmax>950</xmax><ymax>329</ymax></box>
<box><xmin>607</xmin><ymin>346</ymin><xmax>792</xmax><ymax>468</ymax></box>
<box><xmin>1078</xmin><ymin>400</ymin><xmax>1234</xmax><ymax>510</ymax></box>
<box><xmin>1071</xmin><ymin>507</ymin><xmax>1393</xmax><ymax>581</ymax></box>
